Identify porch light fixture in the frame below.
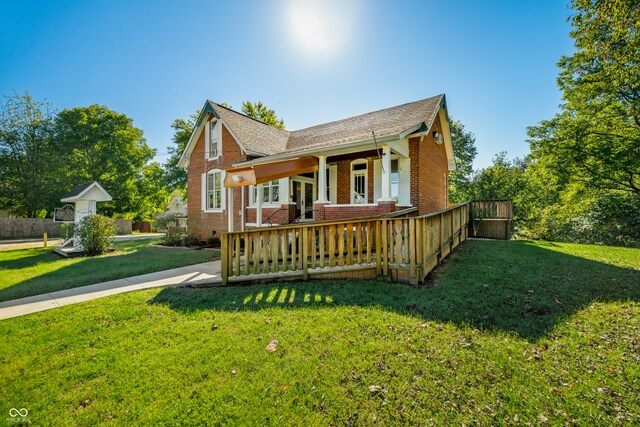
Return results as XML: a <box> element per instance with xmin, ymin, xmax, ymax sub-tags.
<box><xmin>433</xmin><ymin>131</ymin><xmax>444</xmax><ymax>144</ymax></box>
<box><xmin>232</xmin><ymin>175</ymin><xmax>243</xmax><ymax>183</ymax></box>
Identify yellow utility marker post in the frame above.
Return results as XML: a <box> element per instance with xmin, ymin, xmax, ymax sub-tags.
<box><xmin>44</xmin><ymin>233</ymin><xmax>48</xmax><ymax>248</ymax></box>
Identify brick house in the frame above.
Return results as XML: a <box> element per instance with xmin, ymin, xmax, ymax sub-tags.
<box><xmin>178</xmin><ymin>94</ymin><xmax>456</xmax><ymax>239</ymax></box>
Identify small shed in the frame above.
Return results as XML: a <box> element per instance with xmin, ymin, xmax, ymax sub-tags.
<box><xmin>61</xmin><ymin>182</ymin><xmax>112</xmax><ymax>225</ymax></box>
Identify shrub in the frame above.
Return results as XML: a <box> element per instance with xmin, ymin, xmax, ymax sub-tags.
<box><xmin>154</xmin><ymin>213</ymin><xmax>180</xmax><ymax>232</ymax></box>
<box><xmin>182</xmin><ymin>234</ymin><xmax>201</xmax><ymax>247</ymax></box>
<box><xmin>76</xmin><ymin>215</ymin><xmax>116</xmax><ymax>256</ymax></box>
<box><xmin>207</xmin><ymin>236</ymin><xmax>220</xmax><ymax>246</ymax></box>
<box><xmin>163</xmin><ymin>231</ymin><xmax>185</xmax><ymax>246</ymax></box>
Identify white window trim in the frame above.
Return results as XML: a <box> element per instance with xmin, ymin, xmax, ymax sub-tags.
<box><xmin>350</xmin><ymin>159</ymin><xmax>368</xmax><ymax>204</ymax></box>
<box><xmin>203</xmin><ymin>169</ymin><xmax>225</xmax><ymax>212</ymax></box>
<box><xmin>205</xmin><ymin>119</ymin><xmax>222</xmax><ymax>161</ymax></box>
<box><xmin>248</xmin><ymin>180</ymin><xmax>281</xmax><ymax>207</ymax></box>
<box><xmin>324</xmin><ymin>164</ymin><xmax>338</xmax><ymax>204</ymax></box>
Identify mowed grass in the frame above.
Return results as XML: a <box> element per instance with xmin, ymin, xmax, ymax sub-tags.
<box><xmin>0</xmin><ymin>239</ymin><xmax>217</xmax><ymax>302</ymax></box>
<box><xmin>0</xmin><ymin>240</ymin><xmax>638</xmax><ymax>425</ymax></box>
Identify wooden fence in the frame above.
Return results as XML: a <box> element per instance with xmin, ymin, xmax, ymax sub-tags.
<box><xmin>0</xmin><ymin>217</ymin><xmax>132</xmax><ymax>238</ymax></box>
<box><xmin>469</xmin><ymin>200</ymin><xmax>512</xmax><ymax>240</ymax></box>
<box><xmin>221</xmin><ymin>202</ymin><xmax>473</xmax><ymax>285</ymax></box>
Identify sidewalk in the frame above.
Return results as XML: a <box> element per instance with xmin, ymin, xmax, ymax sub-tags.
<box><xmin>0</xmin><ymin>260</ymin><xmax>222</xmax><ymax>320</ymax></box>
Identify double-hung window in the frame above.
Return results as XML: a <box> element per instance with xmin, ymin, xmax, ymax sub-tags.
<box><xmin>390</xmin><ymin>159</ymin><xmax>399</xmax><ymax>203</ymax></box>
<box><xmin>250</xmin><ymin>180</ymin><xmax>280</xmax><ymax>205</ymax></box>
<box><xmin>351</xmin><ymin>160</ymin><xmax>368</xmax><ymax>204</ymax></box>
<box><xmin>208</xmin><ymin>121</ymin><xmax>220</xmax><ymax>159</ymax></box>
<box><xmin>206</xmin><ymin>171</ymin><xmax>222</xmax><ymax>209</ymax></box>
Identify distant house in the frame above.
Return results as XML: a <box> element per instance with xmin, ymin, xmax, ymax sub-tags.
<box><xmin>166</xmin><ymin>196</ymin><xmax>187</xmax><ymax>228</ymax></box>
<box><xmin>179</xmin><ymin>94</ymin><xmax>456</xmax><ymax>239</ymax></box>
<box><xmin>157</xmin><ymin>196</ymin><xmax>187</xmax><ymax>230</ymax></box>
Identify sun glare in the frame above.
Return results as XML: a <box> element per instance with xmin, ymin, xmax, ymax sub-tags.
<box><xmin>286</xmin><ymin>0</ymin><xmax>358</xmax><ymax>58</ymax></box>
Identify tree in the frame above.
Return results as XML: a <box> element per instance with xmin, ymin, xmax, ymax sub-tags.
<box><xmin>164</xmin><ymin>112</ymin><xmax>199</xmax><ymax>192</ymax></box>
<box><xmin>0</xmin><ymin>92</ymin><xmax>56</xmax><ymax>217</ymax></box>
<box><xmin>241</xmin><ymin>101</ymin><xmax>285</xmax><ymax>129</ymax></box>
<box><xmin>528</xmin><ymin>0</ymin><xmax>640</xmax><ymax>195</ymax></box>
<box><xmin>448</xmin><ymin>118</ymin><xmax>478</xmax><ymax>203</ymax></box>
<box><xmin>53</xmin><ymin>105</ymin><xmax>157</xmax><ymax>219</ymax></box>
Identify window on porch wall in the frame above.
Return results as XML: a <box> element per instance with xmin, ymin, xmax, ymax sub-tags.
<box><xmin>351</xmin><ymin>160</ymin><xmax>368</xmax><ymax>204</ymax></box>
<box><xmin>391</xmin><ymin>159</ymin><xmax>399</xmax><ymax>202</ymax></box>
<box><xmin>250</xmin><ymin>180</ymin><xmax>279</xmax><ymax>205</ymax></box>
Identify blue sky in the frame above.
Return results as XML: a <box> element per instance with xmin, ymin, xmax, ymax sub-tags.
<box><xmin>0</xmin><ymin>0</ymin><xmax>574</xmax><ymax>168</ymax></box>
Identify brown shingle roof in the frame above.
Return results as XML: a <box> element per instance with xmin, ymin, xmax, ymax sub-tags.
<box><xmin>211</xmin><ymin>94</ymin><xmax>444</xmax><ymax>157</ymax></box>
<box><xmin>212</xmin><ymin>103</ymin><xmax>290</xmax><ymax>156</ymax></box>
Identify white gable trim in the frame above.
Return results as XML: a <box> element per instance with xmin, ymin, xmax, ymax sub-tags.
<box><xmin>61</xmin><ymin>181</ymin><xmax>112</xmax><ymax>202</ymax></box>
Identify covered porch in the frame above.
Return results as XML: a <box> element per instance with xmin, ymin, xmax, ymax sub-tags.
<box><xmin>224</xmin><ymin>138</ymin><xmax>412</xmax><ymax>230</ymax></box>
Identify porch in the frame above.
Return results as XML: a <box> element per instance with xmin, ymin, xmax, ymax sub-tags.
<box><xmin>225</xmin><ymin>137</ymin><xmax>422</xmax><ymax>229</ymax></box>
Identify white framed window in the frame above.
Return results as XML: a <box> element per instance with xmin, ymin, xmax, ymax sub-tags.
<box><xmin>205</xmin><ymin>120</ymin><xmax>221</xmax><ymax>160</ymax></box>
<box><xmin>201</xmin><ymin>169</ymin><xmax>224</xmax><ymax>211</ymax></box>
<box><xmin>324</xmin><ymin>165</ymin><xmax>337</xmax><ymax>204</ymax></box>
<box><xmin>391</xmin><ymin>159</ymin><xmax>399</xmax><ymax>203</ymax></box>
<box><xmin>350</xmin><ymin>159</ymin><xmax>368</xmax><ymax>204</ymax></box>
<box><xmin>249</xmin><ymin>180</ymin><xmax>280</xmax><ymax>205</ymax></box>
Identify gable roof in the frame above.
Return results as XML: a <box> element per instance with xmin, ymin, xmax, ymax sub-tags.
<box><xmin>60</xmin><ymin>181</ymin><xmax>112</xmax><ymax>202</ymax></box>
<box><xmin>179</xmin><ymin>94</ymin><xmax>449</xmax><ymax>167</ymax></box>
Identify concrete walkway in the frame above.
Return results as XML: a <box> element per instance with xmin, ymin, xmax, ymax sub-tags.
<box><xmin>0</xmin><ymin>260</ymin><xmax>221</xmax><ymax>320</ymax></box>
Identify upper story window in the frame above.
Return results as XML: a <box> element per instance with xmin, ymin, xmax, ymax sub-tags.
<box><xmin>206</xmin><ymin>120</ymin><xmax>221</xmax><ymax>159</ymax></box>
<box><xmin>206</xmin><ymin>170</ymin><xmax>222</xmax><ymax>210</ymax></box>
<box><xmin>250</xmin><ymin>180</ymin><xmax>280</xmax><ymax>205</ymax></box>
<box><xmin>351</xmin><ymin>159</ymin><xmax>368</xmax><ymax>204</ymax></box>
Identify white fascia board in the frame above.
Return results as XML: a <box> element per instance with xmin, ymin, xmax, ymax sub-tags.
<box><xmin>231</xmin><ymin>134</ymin><xmax>398</xmax><ymax>168</ymax></box>
<box><xmin>61</xmin><ymin>182</ymin><xmax>112</xmax><ymax>202</ymax></box>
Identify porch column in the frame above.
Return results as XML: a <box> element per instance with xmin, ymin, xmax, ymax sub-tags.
<box><xmin>256</xmin><ymin>183</ymin><xmax>263</xmax><ymax>227</ymax></box>
<box><xmin>379</xmin><ymin>145</ymin><xmax>392</xmax><ymax>201</ymax></box>
<box><xmin>316</xmin><ymin>155</ymin><xmax>327</xmax><ymax>203</ymax></box>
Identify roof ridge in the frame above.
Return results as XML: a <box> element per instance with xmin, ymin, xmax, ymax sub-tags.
<box><xmin>211</xmin><ymin>101</ymin><xmax>290</xmax><ymax>134</ymax></box>
<box><xmin>289</xmin><ymin>94</ymin><xmax>444</xmax><ymax>134</ymax></box>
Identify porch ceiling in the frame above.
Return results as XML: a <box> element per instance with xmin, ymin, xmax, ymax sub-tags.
<box><xmin>224</xmin><ymin>156</ymin><xmax>318</xmax><ymax>188</ymax></box>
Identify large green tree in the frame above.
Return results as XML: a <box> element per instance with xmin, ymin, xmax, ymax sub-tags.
<box><xmin>528</xmin><ymin>0</ymin><xmax>640</xmax><ymax>194</ymax></box>
<box><xmin>53</xmin><ymin>105</ymin><xmax>157</xmax><ymax>219</ymax></box>
<box><xmin>448</xmin><ymin>118</ymin><xmax>478</xmax><ymax>203</ymax></box>
<box><xmin>0</xmin><ymin>92</ymin><xmax>56</xmax><ymax>217</ymax></box>
<box><xmin>164</xmin><ymin>112</ymin><xmax>199</xmax><ymax>192</ymax></box>
<box><xmin>241</xmin><ymin>101</ymin><xmax>285</xmax><ymax>129</ymax></box>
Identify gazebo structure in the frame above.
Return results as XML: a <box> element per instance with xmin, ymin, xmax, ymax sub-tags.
<box><xmin>54</xmin><ymin>181</ymin><xmax>112</xmax><ymax>256</ymax></box>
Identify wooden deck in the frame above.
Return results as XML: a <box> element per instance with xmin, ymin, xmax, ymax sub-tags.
<box><xmin>221</xmin><ymin>200</ymin><xmax>511</xmax><ymax>285</ymax></box>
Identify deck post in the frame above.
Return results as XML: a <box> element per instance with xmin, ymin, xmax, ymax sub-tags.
<box><xmin>302</xmin><ymin>227</ymin><xmax>309</xmax><ymax>280</ymax></box>
<box><xmin>221</xmin><ymin>233</ymin><xmax>229</xmax><ymax>285</ymax></box>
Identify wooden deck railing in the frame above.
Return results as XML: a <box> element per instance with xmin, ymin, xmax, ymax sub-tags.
<box><xmin>221</xmin><ymin>201</ymin><xmax>475</xmax><ymax>285</ymax></box>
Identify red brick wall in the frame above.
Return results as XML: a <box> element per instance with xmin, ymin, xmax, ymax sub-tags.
<box><xmin>335</xmin><ymin>157</ymin><xmax>374</xmax><ymax>204</ymax></box>
<box><xmin>409</xmin><ymin>114</ymin><xmax>450</xmax><ymax>215</ymax></box>
<box><xmin>315</xmin><ymin>201</ymin><xmax>398</xmax><ymax>221</ymax></box>
<box><xmin>246</xmin><ymin>204</ymin><xmax>296</xmax><ymax>225</ymax></box>
<box><xmin>187</xmin><ymin>117</ymin><xmax>248</xmax><ymax>239</ymax></box>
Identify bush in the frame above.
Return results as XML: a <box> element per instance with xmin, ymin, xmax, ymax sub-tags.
<box><xmin>76</xmin><ymin>215</ymin><xmax>116</xmax><ymax>256</ymax></box>
<box><xmin>182</xmin><ymin>234</ymin><xmax>201</xmax><ymax>247</ymax></box>
<box><xmin>163</xmin><ymin>231</ymin><xmax>185</xmax><ymax>246</ymax></box>
<box><xmin>207</xmin><ymin>236</ymin><xmax>220</xmax><ymax>246</ymax></box>
<box><xmin>154</xmin><ymin>213</ymin><xmax>180</xmax><ymax>232</ymax></box>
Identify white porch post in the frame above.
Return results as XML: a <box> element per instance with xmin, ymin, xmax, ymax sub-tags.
<box><xmin>227</xmin><ymin>188</ymin><xmax>234</xmax><ymax>231</ymax></box>
<box><xmin>241</xmin><ymin>186</ymin><xmax>245</xmax><ymax>232</ymax></box>
<box><xmin>317</xmin><ymin>155</ymin><xmax>327</xmax><ymax>202</ymax></box>
<box><xmin>380</xmin><ymin>145</ymin><xmax>392</xmax><ymax>201</ymax></box>
<box><xmin>256</xmin><ymin>183</ymin><xmax>263</xmax><ymax>227</ymax></box>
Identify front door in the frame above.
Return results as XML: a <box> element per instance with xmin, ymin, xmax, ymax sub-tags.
<box><xmin>292</xmin><ymin>179</ymin><xmax>315</xmax><ymax>221</ymax></box>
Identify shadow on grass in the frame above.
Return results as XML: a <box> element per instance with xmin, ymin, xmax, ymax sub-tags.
<box><xmin>150</xmin><ymin>240</ymin><xmax>639</xmax><ymax>340</ymax></box>
<box><xmin>0</xmin><ymin>239</ymin><xmax>214</xmax><ymax>302</ymax></box>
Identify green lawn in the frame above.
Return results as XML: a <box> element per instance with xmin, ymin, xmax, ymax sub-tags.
<box><xmin>0</xmin><ymin>239</ymin><xmax>217</xmax><ymax>302</ymax></box>
<box><xmin>1</xmin><ymin>240</ymin><xmax>638</xmax><ymax>425</ymax></box>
